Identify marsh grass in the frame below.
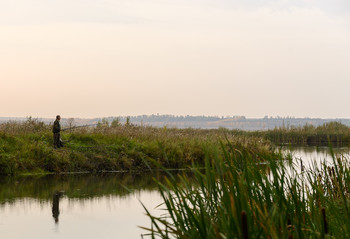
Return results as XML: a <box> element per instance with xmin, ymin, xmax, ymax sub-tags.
<box><xmin>142</xmin><ymin>144</ymin><xmax>350</xmax><ymax>238</ymax></box>
<box><xmin>235</xmin><ymin>121</ymin><xmax>350</xmax><ymax>146</ymax></box>
<box><xmin>0</xmin><ymin>119</ymin><xmax>272</xmax><ymax>175</ymax></box>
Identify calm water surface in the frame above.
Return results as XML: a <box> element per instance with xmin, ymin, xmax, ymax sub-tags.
<box><xmin>1</xmin><ymin>147</ymin><xmax>349</xmax><ymax>239</ymax></box>
<box><xmin>0</xmin><ymin>173</ymin><xmax>166</xmax><ymax>239</ymax></box>
<box><xmin>281</xmin><ymin>146</ymin><xmax>350</xmax><ymax>168</ymax></box>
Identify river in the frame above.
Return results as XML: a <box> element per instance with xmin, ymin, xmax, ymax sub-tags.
<box><xmin>0</xmin><ymin>173</ymin><xmax>165</xmax><ymax>239</ymax></box>
<box><xmin>0</xmin><ymin>147</ymin><xmax>349</xmax><ymax>239</ymax></box>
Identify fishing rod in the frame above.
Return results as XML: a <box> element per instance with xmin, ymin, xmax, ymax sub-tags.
<box><xmin>61</xmin><ymin>124</ymin><xmax>99</xmax><ymax>132</ymax></box>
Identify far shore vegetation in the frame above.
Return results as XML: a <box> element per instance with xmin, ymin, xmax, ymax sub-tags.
<box><xmin>235</xmin><ymin>121</ymin><xmax>350</xmax><ymax>146</ymax></box>
<box><xmin>0</xmin><ymin>118</ymin><xmax>349</xmax><ymax>175</ymax></box>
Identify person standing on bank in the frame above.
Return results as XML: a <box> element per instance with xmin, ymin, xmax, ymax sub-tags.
<box><xmin>53</xmin><ymin>115</ymin><xmax>63</xmax><ymax>148</ymax></box>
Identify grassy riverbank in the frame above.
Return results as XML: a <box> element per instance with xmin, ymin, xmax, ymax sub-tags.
<box><xmin>0</xmin><ymin>119</ymin><xmax>273</xmax><ymax>175</ymax></box>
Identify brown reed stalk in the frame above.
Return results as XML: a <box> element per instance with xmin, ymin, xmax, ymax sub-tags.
<box><xmin>241</xmin><ymin>211</ymin><xmax>249</xmax><ymax>239</ymax></box>
<box><xmin>322</xmin><ymin>208</ymin><xmax>328</xmax><ymax>235</ymax></box>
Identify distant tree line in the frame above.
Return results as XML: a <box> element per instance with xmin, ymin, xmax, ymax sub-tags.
<box><xmin>93</xmin><ymin>115</ymin><xmax>350</xmax><ymax>131</ymax></box>
<box><xmin>2</xmin><ymin>115</ymin><xmax>350</xmax><ymax>131</ymax></box>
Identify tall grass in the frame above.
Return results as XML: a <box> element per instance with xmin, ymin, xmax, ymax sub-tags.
<box><xmin>143</xmin><ymin>144</ymin><xmax>350</xmax><ymax>238</ymax></box>
<box><xmin>0</xmin><ymin>119</ymin><xmax>272</xmax><ymax>175</ymax></box>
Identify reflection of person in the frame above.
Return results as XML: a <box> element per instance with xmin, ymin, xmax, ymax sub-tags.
<box><xmin>52</xmin><ymin>191</ymin><xmax>63</xmax><ymax>223</ymax></box>
<box><xmin>53</xmin><ymin>115</ymin><xmax>63</xmax><ymax>148</ymax></box>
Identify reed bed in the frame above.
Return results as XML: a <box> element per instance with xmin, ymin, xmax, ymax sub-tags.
<box><xmin>143</xmin><ymin>145</ymin><xmax>350</xmax><ymax>238</ymax></box>
<box><xmin>232</xmin><ymin>121</ymin><xmax>350</xmax><ymax>146</ymax></box>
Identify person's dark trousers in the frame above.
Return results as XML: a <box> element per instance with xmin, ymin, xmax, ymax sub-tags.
<box><xmin>53</xmin><ymin>133</ymin><xmax>63</xmax><ymax>148</ymax></box>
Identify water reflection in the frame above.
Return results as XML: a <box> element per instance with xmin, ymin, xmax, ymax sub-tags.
<box><xmin>280</xmin><ymin>146</ymin><xmax>350</xmax><ymax>168</ymax></box>
<box><xmin>0</xmin><ymin>171</ymin><xmax>190</xmax><ymax>239</ymax></box>
<box><xmin>0</xmin><ymin>172</ymin><xmax>164</xmax><ymax>204</ymax></box>
<box><xmin>52</xmin><ymin>191</ymin><xmax>64</xmax><ymax>223</ymax></box>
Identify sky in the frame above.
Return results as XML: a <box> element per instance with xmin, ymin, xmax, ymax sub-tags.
<box><xmin>1</xmin><ymin>0</ymin><xmax>349</xmax><ymax>118</ymax></box>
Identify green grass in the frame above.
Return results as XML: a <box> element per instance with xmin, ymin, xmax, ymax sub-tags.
<box><xmin>142</xmin><ymin>143</ymin><xmax>350</xmax><ymax>238</ymax></box>
<box><xmin>0</xmin><ymin>119</ymin><xmax>273</xmax><ymax>175</ymax></box>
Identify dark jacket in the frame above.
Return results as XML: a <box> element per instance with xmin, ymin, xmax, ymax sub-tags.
<box><xmin>53</xmin><ymin>120</ymin><xmax>61</xmax><ymax>134</ymax></box>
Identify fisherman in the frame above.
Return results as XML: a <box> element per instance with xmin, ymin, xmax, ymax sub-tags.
<box><xmin>53</xmin><ymin>115</ymin><xmax>63</xmax><ymax>148</ymax></box>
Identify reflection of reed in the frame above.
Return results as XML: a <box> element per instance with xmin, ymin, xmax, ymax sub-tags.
<box><xmin>0</xmin><ymin>172</ymin><xmax>193</xmax><ymax>204</ymax></box>
<box><xmin>52</xmin><ymin>191</ymin><xmax>64</xmax><ymax>223</ymax></box>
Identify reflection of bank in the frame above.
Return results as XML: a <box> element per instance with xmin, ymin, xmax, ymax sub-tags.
<box><xmin>52</xmin><ymin>191</ymin><xmax>64</xmax><ymax>223</ymax></box>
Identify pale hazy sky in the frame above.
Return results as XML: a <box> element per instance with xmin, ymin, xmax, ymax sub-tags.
<box><xmin>1</xmin><ymin>0</ymin><xmax>349</xmax><ymax>118</ymax></box>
